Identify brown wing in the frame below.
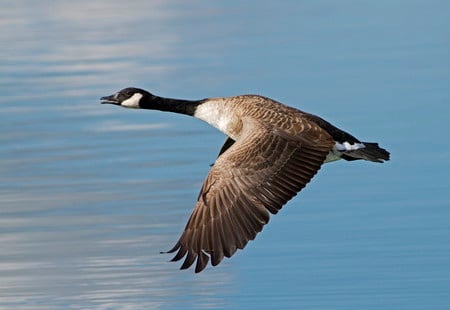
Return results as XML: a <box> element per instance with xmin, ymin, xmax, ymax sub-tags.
<box><xmin>166</xmin><ymin>118</ymin><xmax>334</xmax><ymax>272</ymax></box>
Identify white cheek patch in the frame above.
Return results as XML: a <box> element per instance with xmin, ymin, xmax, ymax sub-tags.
<box><xmin>121</xmin><ymin>93</ymin><xmax>143</xmax><ymax>109</ymax></box>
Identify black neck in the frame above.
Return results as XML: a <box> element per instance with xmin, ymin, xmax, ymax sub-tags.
<box><xmin>141</xmin><ymin>95</ymin><xmax>204</xmax><ymax>116</ymax></box>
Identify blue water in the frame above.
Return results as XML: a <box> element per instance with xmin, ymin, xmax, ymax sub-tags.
<box><xmin>1</xmin><ymin>1</ymin><xmax>449</xmax><ymax>309</ymax></box>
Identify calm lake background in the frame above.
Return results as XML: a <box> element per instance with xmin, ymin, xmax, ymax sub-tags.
<box><xmin>1</xmin><ymin>1</ymin><xmax>449</xmax><ymax>309</ymax></box>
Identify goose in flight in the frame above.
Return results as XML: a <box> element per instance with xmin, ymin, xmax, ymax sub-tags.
<box><xmin>101</xmin><ymin>87</ymin><xmax>390</xmax><ymax>273</ymax></box>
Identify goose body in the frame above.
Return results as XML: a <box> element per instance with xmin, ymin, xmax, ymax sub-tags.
<box><xmin>101</xmin><ymin>87</ymin><xmax>390</xmax><ymax>273</ymax></box>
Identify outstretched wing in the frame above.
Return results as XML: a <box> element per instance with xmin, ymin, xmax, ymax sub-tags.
<box><xmin>166</xmin><ymin>118</ymin><xmax>334</xmax><ymax>272</ymax></box>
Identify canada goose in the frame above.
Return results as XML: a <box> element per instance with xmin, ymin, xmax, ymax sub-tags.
<box><xmin>101</xmin><ymin>87</ymin><xmax>390</xmax><ymax>273</ymax></box>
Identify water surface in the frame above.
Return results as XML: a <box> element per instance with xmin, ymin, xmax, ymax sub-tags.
<box><xmin>1</xmin><ymin>1</ymin><xmax>449</xmax><ymax>309</ymax></box>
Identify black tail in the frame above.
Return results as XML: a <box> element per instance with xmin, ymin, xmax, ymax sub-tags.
<box><xmin>342</xmin><ymin>142</ymin><xmax>390</xmax><ymax>163</ymax></box>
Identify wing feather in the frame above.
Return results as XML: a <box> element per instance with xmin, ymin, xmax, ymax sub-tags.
<box><xmin>167</xmin><ymin>118</ymin><xmax>334</xmax><ymax>272</ymax></box>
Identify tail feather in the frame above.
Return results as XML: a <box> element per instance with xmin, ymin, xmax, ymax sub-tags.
<box><xmin>344</xmin><ymin>142</ymin><xmax>390</xmax><ymax>163</ymax></box>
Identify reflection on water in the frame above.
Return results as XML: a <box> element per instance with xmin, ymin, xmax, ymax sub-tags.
<box><xmin>1</xmin><ymin>0</ymin><xmax>450</xmax><ymax>309</ymax></box>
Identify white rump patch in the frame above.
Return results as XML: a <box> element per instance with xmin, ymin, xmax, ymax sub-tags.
<box><xmin>334</xmin><ymin>141</ymin><xmax>365</xmax><ymax>151</ymax></box>
<box><xmin>324</xmin><ymin>141</ymin><xmax>366</xmax><ymax>163</ymax></box>
<box><xmin>121</xmin><ymin>93</ymin><xmax>143</xmax><ymax>109</ymax></box>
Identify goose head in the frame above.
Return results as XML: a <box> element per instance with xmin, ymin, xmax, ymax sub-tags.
<box><xmin>101</xmin><ymin>87</ymin><xmax>153</xmax><ymax>109</ymax></box>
